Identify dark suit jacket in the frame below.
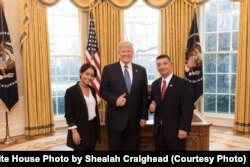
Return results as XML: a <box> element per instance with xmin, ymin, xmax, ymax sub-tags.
<box><xmin>100</xmin><ymin>62</ymin><xmax>148</xmax><ymax>131</ymax></box>
<box><xmin>64</xmin><ymin>82</ymin><xmax>100</xmax><ymax>150</ymax></box>
<box><xmin>150</xmin><ymin>75</ymin><xmax>194</xmax><ymax>140</ymax></box>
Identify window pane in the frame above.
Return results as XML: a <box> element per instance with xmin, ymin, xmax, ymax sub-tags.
<box><xmin>217</xmin><ymin>95</ymin><xmax>229</xmax><ymax>113</ymax></box>
<box><xmin>52</xmin><ymin>37</ymin><xmax>67</xmax><ymax>55</ymax></box>
<box><xmin>205</xmin><ymin>12</ymin><xmax>217</xmax><ymax>32</ymax></box>
<box><xmin>205</xmin><ymin>0</ymin><xmax>217</xmax><ymax>11</ymax></box>
<box><xmin>217</xmin><ymin>54</ymin><xmax>229</xmax><ymax>73</ymax></box>
<box><xmin>218</xmin><ymin>33</ymin><xmax>230</xmax><ymax>51</ymax></box>
<box><xmin>205</xmin><ymin>33</ymin><xmax>217</xmax><ymax>52</ymax></box>
<box><xmin>66</xmin><ymin>37</ymin><xmax>80</xmax><ymax>55</ymax></box>
<box><xmin>51</xmin><ymin>77</ymin><xmax>56</xmax><ymax>96</ymax></box>
<box><xmin>217</xmin><ymin>74</ymin><xmax>229</xmax><ymax>93</ymax></box>
<box><xmin>230</xmin><ymin>74</ymin><xmax>236</xmax><ymax>94</ymax></box>
<box><xmin>56</xmin><ymin>57</ymin><xmax>68</xmax><ymax>75</ymax></box>
<box><xmin>232</xmin><ymin>32</ymin><xmax>238</xmax><ymax>51</ymax></box>
<box><xmin>204</xmin><ymin>54</ymin><xmax>216</xmax><ymax>73</ymax></box>
<box><xmin>57</xmin><ymin>77</ymin><xmax>68</xmax><ymax>96</ymax></box>
<box><xmin>58</xmin><ymin>97</ymin><xmax>65</xmax><ymax>115</ymax></box>
<box><xmin>218</xmin><ymin>0</ymin><xmax>231</xmax><ymax>10</ymax></box>
<box><xmin>66</xmin><ymin>17</ymin><xmax>79</xmax><ymax>36</ymax></box>
<box><xmin>204</xmin><ymin>74</ymin><xmax>216</xmax><ymax>93</ymax></box>
<box><xmin>230</xmin><ymin>95</ymin><xmax>235</xmax><ymax>114</ymax></box>
<box><xmin>68</xmin><ymin>57</ymin><xmax>82</xmax><ymax>75</ymax></box>
<box><xmin>218</xmin><ymin>12</ymin><xmax>231</xmax><ymax>32</ymax></box>
<box><xmin>204</xmin><ymin>94</ymin><xmax>216</xmax><ymax>112</ymax></box>
<box><xmin>232</xmin><ymin>11</ymin><xmax>239</xmax><ymax>30</ymax></box>
<box><xmin>230</xmin><ymin>53</ymin><xmax>237</xmax><ymax>73</ymax></box>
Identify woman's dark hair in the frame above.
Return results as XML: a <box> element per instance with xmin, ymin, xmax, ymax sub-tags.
<box><xmin>156</xmin><ymin>54</ymin><xmax>171</xmax><ymax>62</ymax></box>
<box><xmin>79</xmin><ymin>63</ymin><xmax>97</xmax><ymax>78</ymax></box>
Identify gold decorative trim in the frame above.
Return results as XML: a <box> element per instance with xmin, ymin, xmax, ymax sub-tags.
<box><xmin>184</xmin><ymin>0</ymin><xmax>210</xmax><ymax>7</ymax></box>
<box><xmin>37</xmin><ymin>0</ymin><xmax>61</xmax><ymax>7</ymax></box>
<box><xmin>70</xmin><ymin>0</ymin><xmax>100</xmax><ymax>12</ymax></box>
<box><xmin>230</xmin><ymin>0</ymin><xmax>246</xmax><ymax>2</ymax></box>
<box><xmin>143</xmin><ymin>0</ymin><xmax>175</xmax><ymax>9</ymax></box>
<box><xmin>107</xmin><ymin>0</ymin><xmax>137</xmax><ymax>10</ymax></box>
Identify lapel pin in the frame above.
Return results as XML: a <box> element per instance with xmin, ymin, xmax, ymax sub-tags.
<box><xmin>170</xmin><ymin>85</ymin><xmax>173</xmax><ymax>87</ymax></box>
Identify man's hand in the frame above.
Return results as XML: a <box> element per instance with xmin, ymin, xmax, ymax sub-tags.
<box><xmin>116</xmin><ymin>93</ymin><xmax>126</xmax><ymax>107</ymax></box>
<box><xmin>178</xmin><ymin>129</ymin><xmax>187</xmax><ymax>139</ymax></box>
<box><xmin>140</xmin><ymin>119</ymin><xmax>146</xmax><ymax>127</ymax></box>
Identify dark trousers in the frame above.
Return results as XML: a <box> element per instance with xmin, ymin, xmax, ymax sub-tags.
<box><xmin>107</xmin><ymin>122</ymin><xmax>140</xmax><ymax>151</ymax></box>
<box><xmin>74</xmin><ymin>119</ymin><xmax>97</xmax><ymax>151</ymax></box>
<box><xmin>154</xmin><ymin>126</ymin><xmax>186</xmax><ymax>151</ymax></box>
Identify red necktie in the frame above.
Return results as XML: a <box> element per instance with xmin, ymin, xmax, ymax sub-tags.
<box><xmin>161</xmin><ymin>80</ymin><xmax>167</xmax><ymax>100</ymax></box>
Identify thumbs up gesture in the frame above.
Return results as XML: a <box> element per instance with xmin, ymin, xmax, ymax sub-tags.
<box><xmin>116</xmin><ymin>93</ymin><xmax>127</xmax><ymax>107</ymax></box>
<box><xmin>149</xmin><ymin>100</ymin><xmax>156</xmax><ymax>112</ymax></box>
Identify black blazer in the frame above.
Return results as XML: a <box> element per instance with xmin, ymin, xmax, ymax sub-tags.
<box><xmin>150</xmin><ymin>75</ymin><xmax>194</xmax><ymax>140</ymax></box>
<box><xmin>100</xmin><ymin>62</ymin><xmax>148</xmax><ymax>131</ymax></box>
<box><xmin>64</xmin><ymin>82</ymin><xmax>100</xmax><ymax>150</ymax></box>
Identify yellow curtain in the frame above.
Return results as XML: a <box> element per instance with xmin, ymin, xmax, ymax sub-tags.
<box><xmin>20</xmin><ymin>0</ymin><xmax>55</xmax><ymax>136</ymax></box>
<box><xmin>92</xmin><ymin>0</ymin><xmax>122</xmax><ymax>68</ymax></box>
<box><xmin>234</xmin><ymin>0</ymin><xmax>250</xmax><ymax>132</ymax></box>
<box><xmin>160</xmin><ymin>0</ymin><xmax>194</xmax><ymax>76</ymax></box>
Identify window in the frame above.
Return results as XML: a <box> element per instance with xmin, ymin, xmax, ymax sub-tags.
<box><xmin>203</xmin><ymin>0</ymin><xmax>239</xmax><ymax>114</ymax></box>
<box><xmin>48</xmin><ymin>0</ymin><xmax>82</xmax><ymax>116</ymax></box>
<box><xmin>124</xmin><ymin>0</ymin><xmax>159</xmax><ymax>84</ymax></box>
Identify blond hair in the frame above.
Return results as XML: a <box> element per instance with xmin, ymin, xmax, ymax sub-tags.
<box><xmin>117</xmin><ymin>41</ymin><xmax>134</xmax><ymax>52</ymax></box>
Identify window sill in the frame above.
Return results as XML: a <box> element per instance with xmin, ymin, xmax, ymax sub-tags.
<box><xmin>203</xmin><ymin>113</ymin><xmax>234</xmax><ymax>127</ymax></box>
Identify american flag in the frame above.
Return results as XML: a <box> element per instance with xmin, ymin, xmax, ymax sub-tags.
<box><xmin>187</xmin><ymin>57</ymin><xmax>196</xmax><ymax>68</ymax></box>
<box><xmin>85</xmin><ymin>12</ymin><xmax>101</xmax><ymax>97</ymax></box>
<box><xmin>0</xmin><ymin>61</ymin><xmax>6</xmax><ymax>70</ymax></box>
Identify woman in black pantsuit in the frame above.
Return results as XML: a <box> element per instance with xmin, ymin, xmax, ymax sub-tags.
<box><xmin>64</xmin><ymin>63</ymin><xmax>100</xmax><ymax>151</ymax></box>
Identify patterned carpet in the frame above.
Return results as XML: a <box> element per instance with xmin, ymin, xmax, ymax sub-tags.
<box><xmin>1</xmin><ymin>134</ymin><xmax>69</xmax><ymax>151</ymax></box>
<box><xmin>2</xmin><ymin>132</ymin><xmax>250</xmax><ymax>151</ymax></box>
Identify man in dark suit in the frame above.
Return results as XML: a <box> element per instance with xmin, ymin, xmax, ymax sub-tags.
<box><xmin>149</xmin><ymin>54</ymin><xmax>194</xmax><ymax>151</ymax></box>
<box><xmin>100</xmin><ymin>41</ymin><xmax>148</xmax><ymax>150</ymax></box>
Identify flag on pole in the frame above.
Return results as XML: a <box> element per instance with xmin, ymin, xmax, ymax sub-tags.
<box><xmin>184</xmin><ymin>13</ymin><xmax>203</xmax><ymax>104</ymax></box>
<box><xmin>85</xmin><ymin>12</ymin><xmax>101</xmax><ymax>97</ymax></box>
<box><xmin>0</xmin><ymin>3</ymin><xmax>19</xmax><ymax>112</ymax></box>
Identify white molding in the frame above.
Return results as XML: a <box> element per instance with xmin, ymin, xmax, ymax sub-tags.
<box><xmin>54</xmin><ymin>116</ymin><xmax>67</xmax><ymax>129</ymax></box>
<box><xmin>204</xmin><ymin>113</ymin><xmax>234</xmax><ymax>127</ymax></box>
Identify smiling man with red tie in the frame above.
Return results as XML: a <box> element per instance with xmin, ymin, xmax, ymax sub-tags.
<box><xmin>149</xmin><ymin>54</ymin><xmax>194</xmax><ymax>151</ymax></box>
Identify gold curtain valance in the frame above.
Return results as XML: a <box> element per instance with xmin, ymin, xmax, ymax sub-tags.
<box><xmin>184</xmin><ymin>0</ymin><xmax>210</xmax><ymax>7</ymax></box>
<box><xmin>106</xmin><ymin>0</ymin><xmax>137</xmax><ymax>9</ymax></box>
<box><xmin>36</xmin><ymin>0</ymin><xmax>214</xmax><ymax>9</ymax></box>
<box><xmin>37</xmin><ymin>0</ymin><xmax>60</xmax><ymax>7</ymax></box>
<box><xmin>143</xmin><ymin>0</ymin><xmax>175</xmax><ymax>9</ymax></box>
<box><xmin>70</xmin><ymin>0</ymin><xmax>100</xmax><ymax>11</ymax></box>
